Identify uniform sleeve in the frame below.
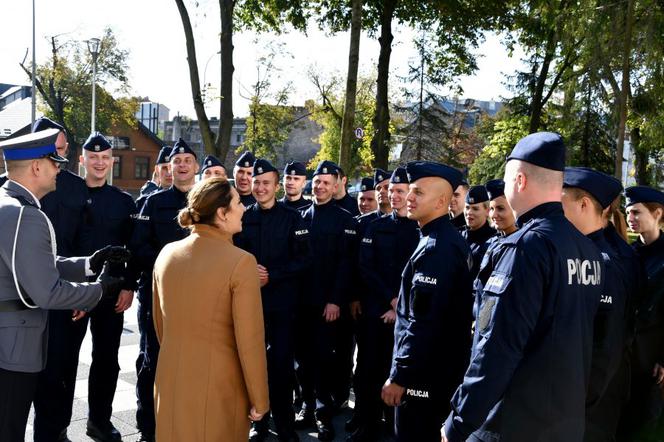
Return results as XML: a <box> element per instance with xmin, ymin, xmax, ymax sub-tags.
<box><xmin>444</xmin><ymin>235</ymin><xmax>547</xmax><ymax>442</ymax></box>
<box><xmin>266</xmin><ymin>212</ymin><xmax>312</xmax><ymax>284</ymax></box>
<box><xmin>129</xmin><ymin>196</ymin><xmax>158</xmax><ymax>272</ymax></box>
<box><xmin>359</xmin><ymin>223</ymin><xmax>394</xmax><ymax>312</ymax></box>
<box><xmin>331</xmin><ymin>215</ymin><xmax>358</xmax><ymax>305</ymax></box>
<box><xmin>55</xmin><ymin>256</ymin><xmax>88</xmax><ymax>282</ymax></box>
<box><xmin>121</xmin><ymin>195</ymin><xmax>139</xmax><ymax>291</ymax></box>
<box><xmin>231</xmin><ymin>253</ymin><xmax>270</xmax><ymax>414</ymax></box>
<box><xmin>13</xmin><ymin>209</ymin><xmax>102</xmax><ymax>311</ymax></box>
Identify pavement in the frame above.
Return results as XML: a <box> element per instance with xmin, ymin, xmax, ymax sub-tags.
<box><xmin>23</xmin><ymin>302</ymin><xmax>394</xmax><ymax>442</ymax></box>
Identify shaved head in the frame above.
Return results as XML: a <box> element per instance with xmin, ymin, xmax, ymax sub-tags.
<box><xmin>504</xmin><ymin>160</ymin><xmax>563</xmax><ymax>217</ymax></box>
<box><xmin>406</xmin><ymin>176</ymin><xmax>453</xmax><ymax>226</ymax></box>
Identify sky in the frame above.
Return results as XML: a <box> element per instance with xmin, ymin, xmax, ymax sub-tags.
<box><xmin>0</xmin><ymin>0</ymin><xmax>526</xmax><ymax>120</ymax></box>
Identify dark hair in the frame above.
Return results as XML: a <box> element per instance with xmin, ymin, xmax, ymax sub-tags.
<box><xmin>607</xmin><ymin>195</ymin><xmax>628</xmax><ymax>241</ymax></box>
<box><xmin>178</xmin><ymin>177</ymin><xmax>233</xmax><ymax>228</ymax></box>
<box><xmin>643</xmin><ymin>201</ymin><xmax>664</xmax><ymax>227</ymax></box>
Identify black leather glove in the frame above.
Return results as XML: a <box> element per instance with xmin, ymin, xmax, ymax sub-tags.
<box><xmin>97</xmin><ymin>263</ymin><xmax>125</xmax><ymax>300</ymax></box>
<box><xmin>89</xmin><ymin>245</ymin><xmax>132</xmax><ymax>275</ymax></box>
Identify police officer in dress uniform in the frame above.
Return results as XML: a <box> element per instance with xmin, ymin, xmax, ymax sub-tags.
<box><xmin>356</xmin><ymin>177</ymin><xmax>377</xmax><ymax>215</ymax></box>
<box><xmin>443</xmin><ymin>132</ymin><xmax>605</xmax><ymax>442</ymax></box>
<box><xmin>234</xmin><ymin>158</ymin><xmax>311</xmax><ymax>442</ymax></box>
<box><xmin>234</xmin><ymin>150</ymin><xmax>257</xmax><ymax>207</ymax></box>
<box><xmin>200</xmin><ymin>154</ymin><xmax>227</xmax><ymax>180</ymax></box>
<box><xmin>350</xmin><ymin>167</ymin><xmax>420</xmax><ymax>441</ymax></box>
<box><xmin>462</xmin><ymin>186</ymin><xmax>497</xmax><ymax>278</ymax></box>
<box><xmin>381</xmin><ymin>161</ymin><xmax>473</xmax><ymax>442</ymax></box>
<box><xmin>561</xmin><ymin>167</ymin><xmax>633</xmax><ymax>442</ymax></box>
<box><xmin>129</xmin><ymin>138</ymin><xmax>199</xmax><ymax>442</ymax></box>
<box><xmin>279</xmin><ymin>161</ymin><xmax>311</xmax><ymax>211</ymax></box>
<box><xmin>74</xmin><ymin>133</ymin><xmax>139</xmax><ymax>441</ymax></box>
<box><xmin>450</xmin><ymin>181</ymin><xmax>469</xmax><ymax>230</ymax></box>
<box><xmin>333</xmin><ymin>166</ymin><xmax>361</xmax><ymax>217</ymax></box>
<box><xmin>617</xmin><ymin>186</ymin><xmax>664</xmax><ymax>440</ymax></box>
<box><xmin>28</xmin><ymin>118</ymin><xmax>96</xmax><ymax>442</ymax></box>
<box><xmin>136</xmin><ymin>147</ymin><xmax>172</xmax><ymax>213</ymax></box>
<box><xmin>0</xmin><ymin>130</ymin><xmax>128</xmax><ymax>442</ymax></box>
<box><xmin>294</xmin><ymin>160</ymin><xmax>358</xmax><ymax>441</ymax></box>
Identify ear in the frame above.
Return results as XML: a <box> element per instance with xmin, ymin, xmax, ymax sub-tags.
<box><xmin>516</xmin><ymin>172</ymin><xmax>527</xmax><ymax>192</ymax></box>
<box><xmin>79</xmin><ymin>154</ymin><xmax>85</xmax><ymax>165</ymax></box>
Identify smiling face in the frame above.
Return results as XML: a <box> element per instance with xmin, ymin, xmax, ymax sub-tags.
<box><xmin>313</xmin><ymin>174</ymin><xmax>338</xmax><ymax>205</ymax></box>
<box><xmin>376</xmin><ymin>179</ymin><xmax>390</xmax><ymax>210</ymax></box>
<box><xmin>283</xmin><ymin>174</ymin><xmax>306</xmax><ymax>198</ymax></box>
<box><xmin>252</xmin><ymin>172</ymin><xmax>279</xmax><ymax>207</ymax></box>
<box><xmin>389</xmin><ymin>183</ymin><xmax>409</xmax><ymax>214</ymax></box>
<box><xmin>406</xmin><ymin>177</ymin><xmax>451</xmax><ymax>226</ymax></box>
<box><xmin>202</xmin><ymin>166</ymin><xmax>227</xmax><ymax>180</ymax></box>
<box><xmin>489</xmin><ymin>196</ymin><xmax>516</xmax><ymax>232</ymax></box>
<box><xmin>234</xmin><ymin>166</ymin><xmax>253</xmax><ymax>195</ymax></box>
<box><xmin>171</xmin><ymin>153</ymin><xmax>199</xmax><ymax>186</ymax></box>
<box><xmin>80</xmin><ymin>149</ymin><xmax>113</xmax><ymax>183</ymax></box>
<box><xmin>357</xmin><ymin>190</ymin><xmax>377</xmax><ymax>214</ymax></box>
<box><xmin>449</xmin><ymin>184</ymin><xmax>468</xmax><ymax>217</ymax></box>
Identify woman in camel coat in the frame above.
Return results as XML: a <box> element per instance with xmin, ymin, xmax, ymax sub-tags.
<box><xmin>152</xmin><ymin>177</ymin><xmax>269</xmax><ymax>442</ymax></box>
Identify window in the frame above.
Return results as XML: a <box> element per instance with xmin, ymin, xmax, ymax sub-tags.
<box><xmin>135</xmin><ymin>157</ymin><xmax>150</xmax><ymax>180</ymax></box>
<box><xmin>112</xmin><ymin>136</ymin><xmax>130</xmax><ymax>150</ymax></box>
<box><xmin>113</xmin><ymin>156</ymin><xmax>122</xmax><ymax>179</ymax></box>
<box><xmin>236</xmin><ymin>133</ymin><xmax>242</xmax><ymax>143</ymax></box>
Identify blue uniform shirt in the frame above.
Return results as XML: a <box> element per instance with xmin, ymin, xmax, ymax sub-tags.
<box><xmin>445</xmin><ymin>202</ymin><xmax>604</xmax><ymax>442</ymax></box>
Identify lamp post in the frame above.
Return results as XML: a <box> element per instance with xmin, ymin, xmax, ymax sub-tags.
<box><xmin>87</xmin><ymin>37</ymin><xmax>101</xmax><ymax>133</ymax></box>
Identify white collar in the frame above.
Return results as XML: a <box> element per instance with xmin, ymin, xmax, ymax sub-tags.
<box><xmin>9</xmin><ymin>180</ymin><xmax>42</xmax><ymax>209</ymax></box>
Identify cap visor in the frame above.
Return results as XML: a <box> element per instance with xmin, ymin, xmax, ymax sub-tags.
<box><xmin>48</xmin><ymin>152</ymin><xmax>69</xmax><ymax>163</ymax></box>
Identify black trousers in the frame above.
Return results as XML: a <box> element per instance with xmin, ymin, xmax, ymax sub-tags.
<box><xmin>135</xmin><ymin>296</ymin><xmax>160</xmax><ymax>435</ymax></box>
<box><xmin>331</xmin><ymin>312</ymin><xmax>355</xmax><ymax>408</ymax></box>
<box><xmin>354</xmin><ymin>315</ymin><xmax>394</xmax><ymax>427</ymax></box>
<box><xmin>0</xmin><ymin>367</ymin><xmax>38</xmax><ymax>442</ymax></box>
<box><xmin>616</xmin><ymin>369</ymin><xmax>663</xmax><ymax>441</ymax></box>
<box><xmin>395</xmin><ymin>393</ymin><xmax>447</xmax><ymax>442</ymax></box>
<box><xmin>586</xmin><ymin>357</ymin><xmax>630</xmax><ymax>442</ymax></box>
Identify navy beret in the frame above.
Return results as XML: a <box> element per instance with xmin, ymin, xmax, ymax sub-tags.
<box><xmin>32</xmin><ymin>117</ymin><xmax>66</xmax><ymax>136</ymax></box>
<box><xmin>405</xmin><ymin>161</ymin><xmax>463</xmax><ymax>189</ymax></box>
<box><xmin>0</xmin><ymin>128</ymin><xmax>68</xmax><ymax>163</ymax></box>
<box><xmin>507</xmin><ymin>132</ymin><xmax>566</xmax><ymax>171</ymax></box>
<box><xmin>485</xmin><ymin>179</ymin><xmax>505</xmax><ymax>201</ymax></box>
<box><xmin>82</xmin><ymin>132</ymin><xmax>112</xmax><ymax>152</ymax></box>
<box><xmin>253</xmin><ymin>158</ymin><xmax>278</xmax><ymax>177</ymax></box>
<box><xmin>284</xmin><ymin>161</ymin><xmax>307</xmax><ymax>177</ymax></box>
<box><xmin>200</xmin><ymin>155</ymin><xmax>224</xmax><ymax>173</ymax></box>
<box><xmin>235</xmin><ymin>150</ymin><xmax>255</xmax><ymax>168</ymax></box>
<box><xmin>390</xmin><ymin>167</ymin><xmax>409</xmax><ymax>184</ymax></box>
<box><xmin>313</xmin><ymin>160</ymin><xmax>339</xmax><ymax>177</ymax></box>
<box><xmin>563</xmin><ymin>167</ymin><xmax>622</xmax><ymax>209</ymax></box>
<box><xmin>359</xmin><ymin>177</ymin><xmax>374</xmax><ymax>192</ymax></box>
<box><xmin>374</xmin><ymin>168</ymin><xmax>391</xmax><ymax>186</ymax></box>
<box><xmin>156</xmin><ymin>146</ymin><xmax>171</xmax><ymax>165</ymax></box>
<box><xmin>625</xmin><ymin>185</ymin><xmax>664</xmax><ymax>208</ymax></box>
<box><xmin>466</xmin><ymin>185</ymin><xmax>489</xmax><ymax>204</ymax></box>
<box><xmin>170</xmin><ymin>138</ymin><xmax>197</xmax><ymax>159</ymax></box>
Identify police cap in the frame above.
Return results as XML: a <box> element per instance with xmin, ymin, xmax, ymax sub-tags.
<box><xmin>466</xmin><ymin>185</ymin><xmax>489</xmax><ymax>204</ymax></box>
<box><xmin>563</xmin><ymin>167</ymin><xmax>622</xmax><ymax>209</ymax></box>
<box><xmin>253</xmin><ymin>158</ymin><xmax>278</xmax><ymax>178</ymax></box>
<box><xmin>235</xmin><ymin>150</ymin><xmax>255</xmax><ymax>168</ymax></box>
<box><xmin>390</xmin><ymin>167</ymin><xmax>409</xmax><ymax>184</ymax></box>
<box><xmin>507</xmin><ymin>132</ymin><xmax>566</xmax><ymax>171</ymax></box>
<box><xmin>313</xmin><ymin>160</ymin><xmax>339</xmax><ymax>177</ymax></box>
<box><xmin>485</xmin><ymin>179</ymin><xmax>505</xmax><ymax>201</ymax></box>
<box><xmin>156</xmin><ymin>146</ymin><xmax>171</xmax><ymax>165</ymax></box>
<box><xmin>0</xmin><ymin>128</ymin><xmax>68</xmax><ymax>163</ymax></box>
<box><xmin>200</xmin><ymin>155</ymin><xmax>224</xmax><ymax>173</ymax></box>
<box><xmin>32</xmin><ymin>116</ymin><xmax>66</xmax><ymax>137</ymax></box>
<box><xmin>170</xmin><ymin>138</ymin><xmax>197</xmax><ymax>159</ymax></box>
<box><xmin>284</xmin><ymin>161</ymin><xmax>307</xmax><ymax>177</ymax></box>
<box><xmin>359</xmin><ymin>177</ymin><xmax>374</xmax><ymax>192</ymax></box>
<box><xmin>405</xmin><ymin>161</ymin><xmax>463</xmax><ymax>189</ymax></box>
<box><xmin>82</xmin><ymin>132</ymin><xmax>112</xmax><ymax>152</ymax></box>
<box><xmin>374</xmin><ymin>168</ymin><xmax>391</xmax><ymax>187</ymax></box>
<box><xmin>625</xmin><ymin>185</ymin><xmax>664</xmax><ymax>208</ymax></box>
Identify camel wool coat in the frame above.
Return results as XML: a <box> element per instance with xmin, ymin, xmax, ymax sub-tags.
<box><xmin>152</xmin><ymin>223</ymin><xmax>269</xmax><ymax>442</ymax></box>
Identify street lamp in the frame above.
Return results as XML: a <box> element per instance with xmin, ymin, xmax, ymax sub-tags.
<box><xmin>87</xmin><ymin>37</ymin><xmax>101</xmax><ymax>133</ymax></box>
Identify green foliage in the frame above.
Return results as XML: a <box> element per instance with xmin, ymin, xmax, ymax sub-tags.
<box><xmin>241</xmin><ymin>98</ymin><xmax>295</xmax><ymax>163</ymax></box>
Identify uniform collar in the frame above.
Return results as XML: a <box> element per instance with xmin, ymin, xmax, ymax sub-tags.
<box><xmin>6</xmin><ymin>179</ymin><xmax>41</xmax><ymax>209</ymax></box>
<box><xmin>516</xmin><ymin>201</ymin><xmax>563</xmax><ymax>228</ymax></box>
<box><xmin>634</xmin><ymin>230</ymin><xmax>664</xmax><ymax>251</ymax></box>
<box><xmin>466</xmin><ymin>221</ymin><xmax>495</xmax><ymax>241</ymax></box>
<box><xmin>420</xmin><ymin>214</ymin><xmax>451</xmax><ymax>236</ymax></box>
<box><xmin>586</xmin><ymin>228</ymin><xmax>606</xmax><ymax>244</ymax></box>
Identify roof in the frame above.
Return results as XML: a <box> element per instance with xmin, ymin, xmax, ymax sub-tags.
<box><xmin>0</xmin><ymin>97</ymin><xmax>41</xmax><ymax>140</ymax></box>
<box><xmin>137</xmin><ymin>121</ymin><xmax>165</xmax><ymax>147</ymax></box>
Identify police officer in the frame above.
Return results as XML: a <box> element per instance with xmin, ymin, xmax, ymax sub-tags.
<box><xmin>443</xmin><ymin>132</ymin><xmax>604</xmax><ymax>442</ymax></box>
<box><xmin>617</xmin><ymin>185</ymin><xmax>664</xmax><ymax>439</ymax></box>
<box><xmin>561</xmin><ymin>167</ymin><xmax>632</xmax><ymax>441</ymax></box>
<box><xmin>449</xmin><ymin>181</ymin><xmax>469</xmax><ymax>230</ymax></box>
<box><xmin>279</xmin><ymin>161</ymin><xmax>311</xmax><ymax>211</ymax></box>
<box><xmin>485</xmin><ymin>179</ymin><xmax>517</xmax><ymax>239</ymax></box>
<box><xmin>351</xmin><ymin>167</ymin><xmax>420</xmax><ymax>441</ymax></box>
<box><xmin>356</xmin><ymin>177</ymin><xmax>377</xmax><ymax>215</ymax></box>
<box><xmin>136</xmin><ymin>147</ymin><xmax>172</xmax><ymax>212</ymax></box>
<box><xmin>333</xmin><ymin>166</ymin><xmax>360</xmax><ymax>217</ymax></box>
<box><xmin>200</xmin><ymin>154</ymin><xmax>227</xmax><ymax>180</ymax></box>
<box><xmin>129</xmin><ymin>138</ymin><xmax>198</xmax><ymax>442</ymax></box>
<box><xmin>0</xmin><ymin>130</ymin><xmax>127</xmax><ymax>442</ymax></box>
<box><xmin>234</xmin><ymin>158</ymin><xmax>311</xmax><ymax>442</ymax></box>
<box><xmin>374</xmin><ymin>168</ymin><xmax>392</xmax><ymax>217</ymax></box>
<box><xmin>462</xmin><ymin>186</ymin><xmax>496</xmax><ymax>278</ymax></box>
<box><xmin>234</xmin><ymin>150</ymin><xmax>256</xmax><ymax>206</ymax></box>
<box><xmin>295</xmin><ymin>160</ymin><xmax>358</xmax><ymax>441</ymax></box>
<box><xmin>381</xmin><ymin>161</ymin><xmax>473</xmax><ymax>442</ymax></box>
<box><xmin>29</xmin><ymin>118</ymin><xmax>95</xmax><ymax>442</ymax></box>
<box><xmin>74</xmin><ymin>133</ymin><xmax>138</xmax><ymax>441</ymax></box>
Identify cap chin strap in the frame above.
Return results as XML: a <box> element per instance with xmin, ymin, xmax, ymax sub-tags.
<box><xmin>12</xmin><ymin>206</ymin><xmax>38</xmax><ymax>309</ymax></box>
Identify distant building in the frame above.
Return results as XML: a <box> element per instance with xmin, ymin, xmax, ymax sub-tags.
<box><xmin>135</xmin><ymin>100</ymin><xmax>170</xmax><ymax>135</ymax></box>
<box><xmin>0</xmin><ymin>84</ymin><xmax>38</xmax><ymax>140</ymax></box>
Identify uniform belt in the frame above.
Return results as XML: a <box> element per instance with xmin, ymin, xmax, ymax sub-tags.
<box><xmin>0</xmin><ymin>299</ymin><xmax>30</xmax><ymax>312</ymax></box>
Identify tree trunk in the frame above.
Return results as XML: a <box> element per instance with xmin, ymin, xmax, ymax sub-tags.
<box><xmin>528</xmin><ymin>31</ymin><xmax>557</xmax><ymax>134</ymax></box>
<box><xmin>339</xmin><ymin>0</ymin><xmax>362</xmax><ymax>174</ymax></box>
<box><xmin>581</xmin><ymin>80</ymin><xmax>592</xmax><ymax>167</ymax></box>
<box><xmin>174</xmin><ymin>0</ymin><xmax>216</xmax><ymax>156</ymax></box>
<box><xmin>614</xmin><ymin>0</ymin><xmax>634</xmax><ymax>181</ymax></box>
<box><xmin>369</xmin><ymin>0</ymin><xmax>396</xmax><ymax>169</ymax></box>
<box><xmin>632</xmin><ymin>127</ymin><xmax>649</xmax><ymax>185</ymax></box>
<box><xmin>217</xmin><ymin>0</ymin><xmax>234</xmax><ymax>162</ymax></box>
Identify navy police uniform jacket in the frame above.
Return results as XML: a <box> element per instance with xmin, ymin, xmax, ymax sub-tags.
<box><xmin>234</xmin><ymin>201</ymin><xmax>312</xmax><ymax>312</ymax></box>
<box><xmin>462</xmin><ymin>222</ymin><xmax>497</xmax><ymax>277</ymax></box>
<box><xmin>390</xmin><ymin>215</ymin><xmax>473</xmax><ymax>400</ymax></box>
<box><xmin>301</xmin><ymin>201</ymin><xmax>358</xmax><ymax>307</ymax></box>
<box><xmin>279</xmin><ymin>196</ymin><xmax>311</xmax><ymax>211</ymax></box>
<box><xmin>240</xmin><ymin>193</ymin><xmax>257</xmax><ymax>207</ymax></box>
<box><xmin>451</xmin><ymin>213</ymin><xmax>466</xmax><ymax>231</ymax></box>
<box><xmin>136</xmin><ymin>182</ymin><xmax>161</xmax><ymax>213</ymax></box>
<box><xmin>335</xmin><ymin>193</ymin><xmax>360</xmax><ymax>217</ymax></box>
<box><xmin>445</xmin><ymin>202</ymin><xmax>604</xmax><ymax>442</ymax></box>
<box><xmin>358</xmin><ymin>211</ymin><xmax>420</xmax><ymax>317</ymax></box>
